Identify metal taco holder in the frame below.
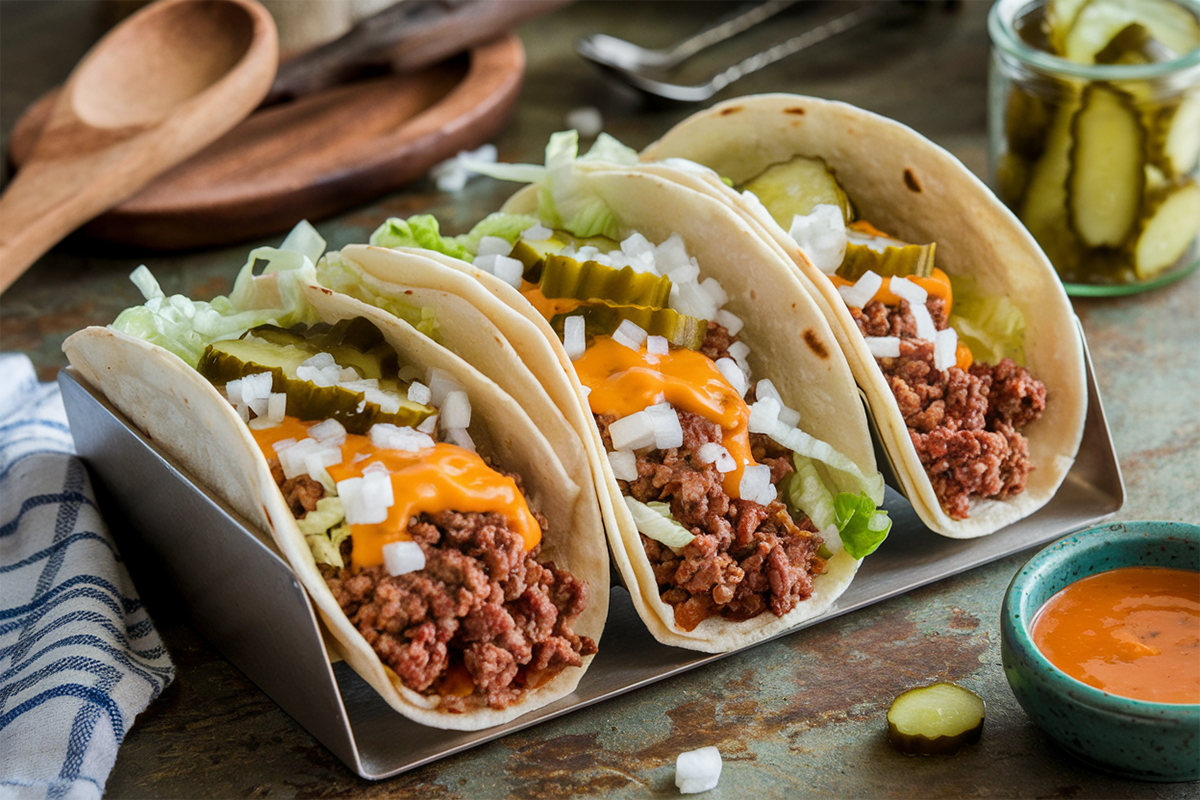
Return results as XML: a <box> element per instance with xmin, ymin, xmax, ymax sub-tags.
<box><xmin>57</xmin><ymin>318</ymin><xmax>1122</xmax><ymax>780</ymax></box>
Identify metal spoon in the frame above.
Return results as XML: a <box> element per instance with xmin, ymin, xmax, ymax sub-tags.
<box><xmin>575</xmin><ymin>0</ymin><xmax>802</xmax><ymax>73</ymax></box>
<box><xmin>578</xmin><ymin>1</ymin><xmax>889</xmax><ymax>103</ymax></box>
<box><xmin>0</xmin><ymin>0</ymin><xmax>278</xmax><ymax>293</ymax></box>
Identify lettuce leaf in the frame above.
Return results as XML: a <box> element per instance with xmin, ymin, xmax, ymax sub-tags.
<box><xmin>111</xmin><ymin>221</ymin><xmax>327</xmax><ymax>367</ymax></box>
<box><xmin>833</xmin><ymin>492</ymin><xmax>891</xmax><ymax>559</ymax></box>
<box><xmin>368</xmin><ymin>212</ymin><xmax>540</xmax><ymax>260</ymax></box>
<box><xmin>624</xmin><ymin>496</ymin><xmax>695</xmax><ymax>551</ymax></box>
<box><xmin>316</xmin><ymin>251</ymin><xmax>439</xmax><ymax>340</ymax></box>
<box><xmin>947</xmin><ymin>274</ymin><xmax>1028</xmax><ymax>365</ymax></box>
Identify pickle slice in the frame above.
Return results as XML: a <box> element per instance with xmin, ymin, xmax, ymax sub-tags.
<box><xmin>510</xmin><ymin>232</ymin><xmax>622</xmax><ymax>283</ymax></box>
<box><xmin>1067</xmin><ymin>83</ymin><xmax>1145</xmax><ymax>248</ymax></box>
<box><xmin>1150</xmin><ymin>92</ymin><xmax>1200</xmax><ymax>179</ymax></box>
<box><xmin>887</xmin><ymin>683</ymin><xmax>985</xmax><ymax>756</ymax></box>
<box><xmin>1018</xmin><ymin>98</ymin><xmax>1086</xmax><ymax>272</ymax></box>
<box><xmin>1044</xmin><ymin>0</ymin><xmax>1091</xmax><ymax>55</ymax></box>
<box><xmin>197</xmin><ymin>331</ymin><xmax>435</xmax><ymax>434</ymax></box>
<box><xmin>551</xmin><ymin>302</ymin><xmax>707</xmax><ymax>351</ymax></box>
<box><xmin>1129</xmin><ymin>179</ymin><xmax>1200</xmax><ymax>279</ymax></box>
<box><xmin>995</xmin><ymin>151</ymin><xmax>1033</xmax><ymax>208</ymax></box>
<box><xmin>1004</xmin><ymin>86</ymin><xmax>1054</xmax><ymax>163</ymax></box>
<box><xmin>1093</xmin><ymin>22</ymin><xmax>1176</xmax><ymax>64</ymax></box>
<box><xmin>837</xmin><ymin>240</ymin><xmax>936</xmax><ymax>282</ymax></box>
<box><xmin>737</xmin><ymin>155</ymin><xmax>854</xmax><ymax>228</ymax></box>
<box><xmin>538</xmin><ymin>253</ymin><xmax>672</xmax><ymax>308</ymax></box>
<box><xmin>1063</xmin><ymin>0</ymin><xmax>1200</xmax><ymax>64</ymax></box>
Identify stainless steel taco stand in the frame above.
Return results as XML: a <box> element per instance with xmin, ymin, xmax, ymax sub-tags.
<box><xmin>58</xmin><ymin>320</ymin><xmax>1122</xmax><ymax>780</ymax></box>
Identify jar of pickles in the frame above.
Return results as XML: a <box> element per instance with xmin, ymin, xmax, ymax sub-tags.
<box><xmin>988</xmin><ymin>0</ymin><xmax>1200</xmax><ymax>294</ymax></box>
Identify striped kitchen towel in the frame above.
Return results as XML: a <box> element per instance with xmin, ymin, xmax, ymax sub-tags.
<box><xmin>0</xmin><ymin>353</ymin><xmax>174</xmax><ymax>800</ymax></box>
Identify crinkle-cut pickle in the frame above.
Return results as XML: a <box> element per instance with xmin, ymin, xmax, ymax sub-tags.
<box><xmin>887</xmin><ymin>682</ymin><xmax>985</xmax><ymax>755</ymax></box>
<box><xmin>1067</xmin><ymin>83</ymin><xmax>1145</xmax><ymax>248</ymax></box>
<box><xmin>198</xmin><ymin>329</ymin><xmax>435</xmax><ymax>434</ymax></box>
<box><xmin>1017</xmin><ymin>97</ymin><xmax>1085</xmax><ymax>271</ymax></box>
<box><xmin>1062</xmin><ymin>0</ymin><xmax>1200</xmax><ymax>64</ymax></box>
<box><xmin>538</xmin><ymin>253</ymin><xmax>672</xmax><ymax>308</ymax></box>
<box><xmin>551</xmin><ymin>300</ymin><xmax>707</xmax><ymax>351</ymax></box>
<box><xmin>737</xmin><ymin>155</ymin><xmax>855</xmax><ymax>229</ymax></box>
<box><xmin>1151</xmin><ymin>92</ymin><xmax>1200</xmax><ymax>178</ymax></box>
<box><xmin>837</xmin><ymin>241</ymin><xmax>936</xmax><ymax>282</ymax></box>
<box><xmin>509</xmin><ymin>232</ymin><xmax>620</xmax><ymax>282</ymax></box>
<box><xmin>1131</xmin><ymin>179</ymin><xmax>1200</xmax><ymax>279</ymax></box>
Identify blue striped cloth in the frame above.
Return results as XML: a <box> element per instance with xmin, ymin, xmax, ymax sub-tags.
<box><xmin>1</xmin><ymin>354</ymin><xmax>174</xmax><ymax>800</ymax></box>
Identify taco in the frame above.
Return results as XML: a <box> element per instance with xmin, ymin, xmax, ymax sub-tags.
<box><xmin>62</xmin><ymin>226</ymin><xmax>608</xmax><ymax>730</ymax></box>
<box><xmin>639</xmin><ymin>94</ymin><xmax>1088</xmax><ymax>539</ymax></box>
<box><xmin>331</xmin><ymin>136</ymin><xmax>893</xmax><ymax>653</ymax></box>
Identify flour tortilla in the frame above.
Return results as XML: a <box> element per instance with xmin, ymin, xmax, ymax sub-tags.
<box><xmin>349</xmin><ymin>166</ymin><xmax>883</xmax><ymax>652</ymax></box>
<box><xmin>641</xmin><ymin>93</ymin><xmax>1088</xmax><ymax>539</ymax></box>
<box><xmin>63</xmin><ymin>280</ymin><xmax>608</xmax><ymax>730</ymax></box>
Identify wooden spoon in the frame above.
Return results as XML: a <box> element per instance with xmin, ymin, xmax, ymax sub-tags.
<box><xmin>0</xmin><ymin>0</ymin><xmax>278</xmax><ymax>293</ymax></box>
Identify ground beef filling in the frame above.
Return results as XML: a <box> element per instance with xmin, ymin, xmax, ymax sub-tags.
<box><xmin>598</xmin><ymin>322</ymin><xmax>826</xmax><ymax>633</ymax></box>
<box><xmin>851</xmin><ymin>297</ymin><xmax>1047</xmax><ymax>520</ymax></box>
<box><xmin>270</xmin><ymin>461</ymin><xmax>597</xmax><ymax>712</ymax></box>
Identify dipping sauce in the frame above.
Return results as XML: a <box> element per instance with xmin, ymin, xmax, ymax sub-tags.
<box><xmin>1031</xmin><ymin>566</ymin><xmax>1200</xmax><ymax>704</ymax></box>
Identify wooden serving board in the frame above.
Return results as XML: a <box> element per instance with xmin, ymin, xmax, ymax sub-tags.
<box><xmin>7</xmin><ymin>35</ymin><xmax>525</xmax><ymax>250</ymax></box>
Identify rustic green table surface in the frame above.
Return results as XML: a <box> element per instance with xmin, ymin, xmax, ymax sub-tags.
<box><xmin>2</xmin><ymin>1</ymin><xmax>1198</xmax><ymax>797</ymax></box>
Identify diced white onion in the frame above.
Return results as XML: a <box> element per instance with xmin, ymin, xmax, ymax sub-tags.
<box><xmin>728</xmin><ymin>341</ymin><xmax>751</xmax><ymax>375</ymax></box>
<box><xmin>417</xmin><ymin>414</ymin><xmax>438</xmax><ymax>434</ymax></box>
<box><xmin>491</xmin><ymin>255</ymin><xmax>525</xmax><ymax>289</ymax></box>
<box><xmin>778</xmin><ymin>405</ymin><xmax>801</xmax><ymax>428</ymax></box>
<box><xmin>264</xmin><ymin>398</ymin><xmax>287</xmax><ymax>426</ymax></box>
<box><xmin>788</xmin><ymin>204</ymin><xmax>847</xmax><ymax>274</ymax></box>
<box><xmin>621</xmin><ymin>232</ymin><xmax>654</xmax><ymax>258</ymax></box>
<box><xmin>338</xmin><ymin>475</ymin><xmax>391</xmax><ymax>525</ymax></box>
<box><xmin>236</xmin><ymin>403</ymin><xmax>250</xmax><ymax>423</ymax></box>
<box><xmin>440</xmin><ymin>389</ymin><xmax>472</xmax><ymax>429</ymax></box>
<box><xmin>241</xmin><ymin>371</ymin><xmax>273</xmax><ymax>401</ymax></box>
<box><xmin>607</xmin><ymin>449</ymin><xmax>637</xmax><ymax>482</ymax></box>
<box><xmin>425</xmin><ymin>368</ymin><xmax>462</xmax><ymax>406</ymax></box>
<box><xmin>645</xmin><ymin>335</ymin><xmax>669</xmax><ymax>356</ymax></box>
<box><xmin>654</xmin><ymin>234</ymin><xmax>691</xmax><ymax>273</ymax></box>
<box><xmin>564</xmin><ymin>315</ymin><xmax>587</xmax><ymax>361</ymax></box>
<box><xmin>475</xmin><ymin>235</ymin><xmax>512</xmax><ymax>257</ymax></box>
<box><xmin>370</xmin><ymin>423</ymin><xmax>434</xmax><ymax>452</ymax></box>
<box><xmin>443</xmin><ymin>426</ymin><xmax>476</xmax><ymax>452</ymax></box>
<box><xmin>838</xmin><ymin>270</ymin><xmax>883</xmax><ymax>308</ymax></box>
<box><xmin>613</xmin><ymin>319</ymin><xmax>648</xmax><ymax>351</ymax></box>
<box><xmin>671</xmin><ymin>279</ymin><xmax>718</xmax><ymax>320</ymax></box>
<box><xmin>739</xmin><ymin>464</ymin><xmax>776</xmax><ymax>506</ymax></box>
<box><xmin>472</xmin><ymin>253</ymin><xmax>498</xmax><ymax>274</ymax></box>
<box><xmin>699</xmin><ymin>277</ymin><xmax>728</xmax><ymax>308</ymax></box>
<box><xmin>890</xmin><ymin>276</ymin><xmax>928</xmax><ymax>306</ymax></box>
<box><xmin>676</xmin><ymin>746</ymin><xmax>723</xmax><ymax>794</ymax></box>
<box><xmin>521</xmin><ymin>223</ymin><xmax>554</xmax><ymax>241</ymax></box>
<box><xmin>300</xmin><ymin>352</ymin><xmax>337</xmax><ymax>370</ymax></box>
<box><xmin>406</xmin><ymin>381</ymin><xmax>432</xmax><ymax>405</ymax></box>
<box><xmin>645</xmin><ymin>402</ymin><xmax>683</xmax><ymax>449</ymax></box>
<box><xmin>225</xmin><ymin>378</ymin><xmax>243</xmax><ymax>405</ymax></box>
<box><xmin>713</xmin><ymin>308</ymin><xmax>744</xmax><ymax>336</ymax></box>
<box><xmin>272</xmin><ymin>437</ymin><xmax>297</xmax><ymax>454</ymax></box>
<box><xmin>748</xmin><ymin>397</ymin><xmax>781</xmax><ymax>433</ymax></box>
<box><xmin>934</xmin><ymin>327</ymin><xmax>959</xmax><ymax>371</ymax></box>
<box><xmin>865</xmin><ymin>336</ymin><xmax>901</xmax><ymax>358</ymax></box>
<box><xmin>715</xmin><ymin>357</ymin><xmax>747</xmax><ymax>397</ymax></box>
<box><xmin>309</xmin><ymin>418</ymin><xmax>347</xmax><ymax>445</ymax></box>
<box><xmin>608</xmin><ymin>411</ymin><xmax>656</xmax><ymax>451</ymax></box>
<box><xmin>911</xmin><ymin>301</ymin><xmax>937</xmax><ymax>342</ymax></box>
<box><xmin>665</xmin><ymin>260</ymin><xmax>700</xmax><ymax>285</ymax></box>
<box><xmin>382</xmin><ymin>540</ymin><xmax>425</xmax><ymax>576</ymax></box>
<box><xmin>696</xmin><ymin>442</ymin><xmax>736</xmax><ymax>473</ymax></box>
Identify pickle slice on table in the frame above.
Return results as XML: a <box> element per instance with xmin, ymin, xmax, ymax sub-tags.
<box><xmin>550</xmin><ymin>301</ymin><xmax>707</xmax><ymax>351</ymax></box>
<box><xmin>1129</xmin><ymin>179</ymin><xmax>1200</xmax><ymax>279</ymax></box>
<box><xmin>1067</xmin><ymin>83</ymin><xmax>1145</xmax><ymax>247</ymax></box>
<box><xmin>737</xmin><ymin>155</ymin><xmax>854</xmax><ymax>228</ymax></box>
<box><xmin>887</xmin><ymin>682</ymin><xmax>985</xmax><ymax>756</ymax></box>
<box><xmin>537</xmin><ymin>253</ymin><xmax>673</xmax><ymax>308</ymax></box>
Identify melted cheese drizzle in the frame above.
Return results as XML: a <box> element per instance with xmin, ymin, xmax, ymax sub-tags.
<box><xmin>251</xmin><ymin>417</ymin><xmax>540</xmax><ymax>568</ymax></box>
<box><xmin>572</xmin><ymin>336</ymin><xmax>756</xmax><ymax>495</ymax></box>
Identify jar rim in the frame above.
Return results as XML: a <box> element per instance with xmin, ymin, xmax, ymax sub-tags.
<box><xmin>988</xmin><ymin>0</ymin><xmax>1200</xmax><ymax>79</ymax></box>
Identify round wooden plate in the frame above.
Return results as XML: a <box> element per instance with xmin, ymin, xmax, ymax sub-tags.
<box><xmin>7</xmin><ymin>35</ymin><xmax>525</xmax><ymax>250</ymax></box>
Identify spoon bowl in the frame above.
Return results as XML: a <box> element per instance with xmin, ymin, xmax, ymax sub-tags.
<box><xmin>0</xmin><ymin>0</ymin><xmax>277</xmax><ymax>293</ymax></box>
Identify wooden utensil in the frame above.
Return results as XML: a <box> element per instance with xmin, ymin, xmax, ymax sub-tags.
<box><xmin>0</xmin><ymin>0</ymin><xmax>278</xmax><ymax>293</ymax></box>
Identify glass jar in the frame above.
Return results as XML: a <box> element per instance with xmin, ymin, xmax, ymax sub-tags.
<box><xmin>987</xmin><ymin>0</ymin><xmax>1200</xmax><ymax>295</ymax></box>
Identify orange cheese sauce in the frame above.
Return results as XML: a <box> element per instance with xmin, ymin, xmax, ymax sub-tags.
<box><xmin>1031</xmin><ymin>566</ymin><xmax>1200</xmax><ymax>704</ymax></box>
<box><xmin>249</xmin><ymin>417</ymin><xmax>540</xmax><ymax>568</ymax></box>
<box><xmin>572</xmin><ymin>335</ymin><xmax>756</xmax><ymax>495</ymax></box>
<box><xmin>520</xmin><ymin>281</ymin><xmax>583</xmax><ymax>320</ymax></box>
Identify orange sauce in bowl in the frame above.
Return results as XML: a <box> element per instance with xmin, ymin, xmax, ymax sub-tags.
<box><xmin>1031</xmin><ymin>567</ymin><xmax>1200</xmax><ymax>704</ymax></box>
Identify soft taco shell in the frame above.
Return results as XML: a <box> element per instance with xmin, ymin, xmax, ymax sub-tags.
<box><xmin>463</xmin><ymin>164</ymin><xmax>881</xmax><ymax>652</ymax></box>
<box><xmin>641</xmin><ymin>93</ymin><xmax>1087</xmax><ymax>539</ymax></box>
<box><xmin>63</xmin><ymin>281</ymin><xmax>608</xmax><ymax>730</ymax></box>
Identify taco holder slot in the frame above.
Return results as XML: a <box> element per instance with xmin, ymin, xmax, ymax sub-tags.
<box><xmin>57</xmin><ymin>319</ymin><xmax>1122</xmax><ymax>780</ymax></box>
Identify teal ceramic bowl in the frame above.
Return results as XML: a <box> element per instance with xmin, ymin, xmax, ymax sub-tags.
<box><xmin>1001</xmin><ymin>520</ymin><xmax>1200</xmax><ymax>782</ymax></box>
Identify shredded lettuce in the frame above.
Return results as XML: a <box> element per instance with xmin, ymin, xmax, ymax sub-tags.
<box><xmin>368</xmin><ymin>211</ymin><xmax>540</xmax><ymax>260</ymax></box>
<box><xmin>298</xmin><ymin>496</ymin><xmax>345</xmax><ymax>536</ymax></box>
<box><xmin>767</xmin><ymin>422</ymin><xmax>885</xmax><ymax>506</ymax></box>
<box><xmin>316</xmin><ymin>251</ymin><xmax>439</xmax><ymax>340</ymax></box>
<box><xmin>111</xmin><ymin>221</ymin><xmax>328</xmax><ymax>367</ymax></box>
<box><xmin>783</xmin><ymin>455</ymin><xmax>839</xmax><ymax>531</ymax></box>
<box><xmin>833</xmin><ymin>492</ymin><xmax>891</xmax><ymax>559</ymax></box>
<box><xmin>624</xmin><ymin>496</ymin><xmax>695</xmax><ymax>551</ymax></box>
<box><xmin>947</xmin><ymin>274</ymin><xmax>1028</xmax><ymax>365</ymax></box>
<box><xmin>307</xmin><ymin>522</ymin><xmax>351</xmax><ymax>568</ymax></box>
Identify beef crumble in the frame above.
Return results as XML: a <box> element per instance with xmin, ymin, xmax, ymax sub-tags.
<box><xmin>269</xmin><ymin>458</ymin><xmax>597</xmax><ymax>712</ymax></box>
<box><xmin>851</xmin><ymin>298</ymin><xmax>1046</xmax><ymax>519</ymax></box>
<box><xmin>599</xmin><ymin>323</ymin><xmax>826</xmax><ymax>632</ymax></box>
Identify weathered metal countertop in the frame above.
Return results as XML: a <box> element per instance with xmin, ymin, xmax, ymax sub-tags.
<box><xmin>2</xmin><ymin>1</ymin><xmax>1197</xmax><ymax>797</ymax></box>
